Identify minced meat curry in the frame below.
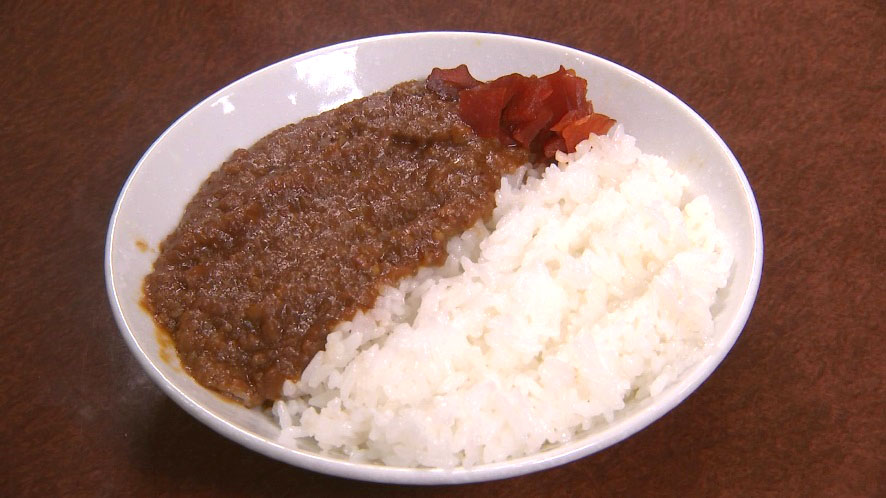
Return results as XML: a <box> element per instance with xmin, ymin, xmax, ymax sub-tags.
<box><xmin>143</xmin><ymin>79</ymin><xmax>529</xmax><ymax>407</ymax></box>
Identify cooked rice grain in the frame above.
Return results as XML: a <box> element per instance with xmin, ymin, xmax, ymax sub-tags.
<box><xmin>273</xmin><ymin>126</ymin><xmax>733</xmax><ymax>467</ymax></box>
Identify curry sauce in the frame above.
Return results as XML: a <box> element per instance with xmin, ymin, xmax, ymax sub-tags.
<box><xmin>143</xmin><ymin>80</ymin><xmax>529</xmax><ymax>407</ymax></box>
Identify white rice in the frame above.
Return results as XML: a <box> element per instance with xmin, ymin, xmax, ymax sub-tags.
<box><xmin>272</xmin><ymin>126</ymin><xmax>733</xmax><ymax>468</ymax></box>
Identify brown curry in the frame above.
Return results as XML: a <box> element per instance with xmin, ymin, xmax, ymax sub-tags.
<box><xmin>143</xmin><ymin>80</ymin><xmax>528</xmax><ymax>407</ymax></box>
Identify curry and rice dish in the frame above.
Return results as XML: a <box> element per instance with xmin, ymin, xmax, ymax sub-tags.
<box><xmin>144</xmin><ymin>66</ymin><xmax>733</xmax><ymax>467</ymax></box>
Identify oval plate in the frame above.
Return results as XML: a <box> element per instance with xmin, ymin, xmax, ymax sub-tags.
<box><xmin>106</xmin><ymin>32</ymin><xmax>763</xmax><ymax>484</ymax></box>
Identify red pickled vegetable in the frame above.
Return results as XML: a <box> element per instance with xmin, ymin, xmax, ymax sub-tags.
<box><xmin>488</xmin><ymin>73</ymin><xmax>528</xmax><ymax>97</ymax></box>
<box><xmin>426</xmin><ymin>64</ymin><xmax>482</xmax><ymax>100</ymax></box>
<box><xmin>426</xmin><ymin>65</ymin><xmax>615</xmax><ymax>158</ymax></box>
<box><xmin>542</xmin><ymin>66</ymin><xmax>591</xmax><ymax>115</ymax></box>
<box><xmin>458</xmin><ymin>85</ymin><xmax>511</xmax><ymax>138</ymax></box>
<box><xmin>503</xmin><ymin>76</ymin><xmax>553</xmax><ymax>124</ymax></box>
<box><xmin>550</xmin><ymin>109</ymin><xmax>586</xmax><ymax>133</ymax></box>
<box><xmin>543</xmin><ymin>136</ymin><xmax>567</xmax><ymax>158</ymax></box>
<box><xmin>511</xmin><ymin>108</ymin><xmax>553</xmax><ymax>148</ymax></box>
<box><xmin>560</xmin><ymin>113</ymin><xmax>617</xmax><ymax>152</ymax></box>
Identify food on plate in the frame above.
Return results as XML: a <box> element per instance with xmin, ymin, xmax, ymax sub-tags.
<box><xmin>143</xmin><ymin>65</ymin><xmax>613</xmax><ymax>407</ymax></box>
<box><xmin>427</xmin><ymin>64</ymin><xmax>615</xmax><ymax>157</ymax></box>
<box><xmin>142</xmin><ymin>64</ymin><xmax>732</xmax><ymax>467</ymax></box>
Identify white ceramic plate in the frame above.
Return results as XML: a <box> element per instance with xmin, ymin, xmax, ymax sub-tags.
<box><xmin>106</xmin><ymin>32</ymin><xmax>763</xmax><ymax>484</ymax></box>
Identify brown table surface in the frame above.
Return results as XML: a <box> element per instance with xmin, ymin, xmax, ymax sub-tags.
<box><xmin>2</xmin><ymin>1</ymin><xmax>883</xmax><ymax>496</ymax></box>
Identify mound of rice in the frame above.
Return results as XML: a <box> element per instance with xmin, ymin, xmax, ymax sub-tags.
<box><xmin>273</xmin><ymin>126</ymin><xmax>733</xmax><ymax>468</ymax></box>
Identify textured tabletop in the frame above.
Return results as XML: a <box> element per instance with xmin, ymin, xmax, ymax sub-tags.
<box><xmin>2</xmin><ymin>1</ymin><xmax>883</xmax><ymax>496</ymax></box>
